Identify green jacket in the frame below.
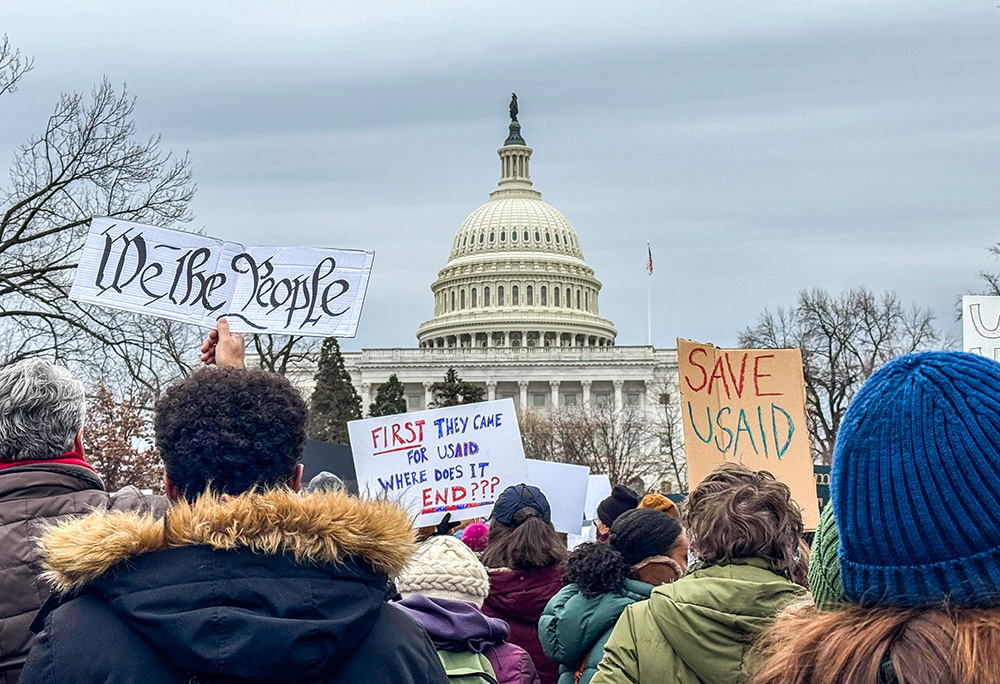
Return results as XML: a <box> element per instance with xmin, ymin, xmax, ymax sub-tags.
<box><xmin>590</xmin><ymin>560</ymin><xmax>807</xmax><ymax>684</ymax></box>
<box><xmin>539</xmin><ymin>579</ymin><xmax>653</xmax><ymax>684</ymax></box>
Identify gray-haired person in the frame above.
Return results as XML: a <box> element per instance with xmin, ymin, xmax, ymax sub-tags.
<box><xmin>0</xmin><ymin>359</ymin><xmax>163</xmax><ymax>684</ymax></box>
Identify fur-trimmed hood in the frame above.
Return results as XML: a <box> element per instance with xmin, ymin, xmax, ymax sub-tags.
<box><xmin>40</xmin><ymin>487</ymin><xmax>415</xmax><ymax>594</ymax></box>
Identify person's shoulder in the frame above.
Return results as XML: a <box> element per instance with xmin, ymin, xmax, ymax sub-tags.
<box><xmin>489</xmin><ymin>641</ymin><xmax>539</xmax><ymax>684</ymax></box>
<box><xmin>332</xmin><ymin>603</ymin><xmax>447</xmax><ymax>682</ymax></box>
<box><xmin>652</xmin><ymin>562</ymin><xmax>805</xmax><ymax>618</ymax></box>
<box><xmin>25</xmin><ymin>593</ymin><xmax>182</xmax><ymax>684</ymax></box>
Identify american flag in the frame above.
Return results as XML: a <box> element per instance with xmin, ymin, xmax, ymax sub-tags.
<box><xmin>646</xmin><ymin>243</ymin><xmax>653</xmax><ymax>275</ymax></box>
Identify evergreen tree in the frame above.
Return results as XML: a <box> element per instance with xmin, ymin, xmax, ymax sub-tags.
<box><xmin>370</xmin><ymin>374</ymin><xmax>407</xmax><ymax>417</ymax></box>
<box><xmin>307</xmin><ymin>338</ymin><xmax>362</xmax><ymax>444</ymax></box>
<box><xmin>430</xmin><ymin>368</ymin><xmax>485</xmax><ymax>407</ymax></box>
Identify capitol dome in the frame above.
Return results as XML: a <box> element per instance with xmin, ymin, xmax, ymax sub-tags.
<box><xmin>417</xmin><ymin>108</ymin><xmax>617</xmax><ymax>350</ymax></box>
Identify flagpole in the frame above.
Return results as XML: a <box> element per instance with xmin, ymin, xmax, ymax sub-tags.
<box><xmin>646</xmin><ymin>242</ymin><xmax>653</xmax><ymax>347</ymax></box>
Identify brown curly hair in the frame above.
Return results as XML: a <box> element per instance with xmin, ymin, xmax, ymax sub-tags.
<box><xmin>683</xmin><ymin>462</ymin><xmax>807</xmax><ymax>586</ymax></box>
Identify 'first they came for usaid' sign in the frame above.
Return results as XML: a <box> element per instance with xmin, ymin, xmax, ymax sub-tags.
<box><xmin>348</xmin><ymin>399</ymin><xmax>529</xmax><ymax>527</ymax></box>
<box><xmin>69</xmin><ymin>217</ymin><xmax>375</xmax><ymax>337</ymax></box>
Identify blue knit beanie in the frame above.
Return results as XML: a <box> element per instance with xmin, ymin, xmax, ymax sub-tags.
<box><xmin>832</xmin><ymin>351</ymin><xmax>1000</xmax><ymax>608</ymax></box>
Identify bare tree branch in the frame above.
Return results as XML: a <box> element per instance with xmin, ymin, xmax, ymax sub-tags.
<box><xmin>0</xmin><ymin>35</ymin><xmax>33</xmax><ymax>98</ymax></box>
<box><xmin>739</xmin><ymin>287</ymin><xmax>941</xmax><ymax>464</ymax></box>
<box><xmin>0</xmin><ymin>44</ymin><xmax>199</xmax><ymax>394</ymax></box>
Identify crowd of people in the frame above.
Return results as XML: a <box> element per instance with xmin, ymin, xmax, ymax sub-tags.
<box><xmin>2</xmin><ymin>320</ymin><xmax>1000</xmax><ymax>684</ymax></box>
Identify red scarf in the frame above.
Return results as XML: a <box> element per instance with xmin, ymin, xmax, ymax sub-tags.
<box><xmin>0</xmin><ymin>451</ymin><xmax>96</xmax><ymax>473</ymax></box>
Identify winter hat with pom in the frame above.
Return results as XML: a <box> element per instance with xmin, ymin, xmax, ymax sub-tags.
<box><xmin>832</xmin><ymin>351</ymin><xmax>1000</xmax><ymax>608</ymax></box>
<box><xmin>598</xmin><ymin>485</ymin><xmax>640</xmax><ymax>527</ymax></box>
<box><xmin>461</xmin><ymin>522</ymin><xmax>489</xmax><ymax>553</ymax></box>
<box><xmin>808</xmin><ymin>502</ymin><xmax>844</xmax><ymax>612</ymax></box>
<box><xmin>396</xmin><ymin>534</ymin><xmax>491</xmax><ymax>608</ymax></box>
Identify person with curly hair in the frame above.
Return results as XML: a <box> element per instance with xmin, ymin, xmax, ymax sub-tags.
<box><xmin>590</xmin><ymin>463</ymin><xmax>808</xmax><ymax>684</ymax></box>
<box><xmin>748</xmin><ymin>352</ymin><xmax>1000</xmax><ymax>684</ymax></box>
<box><xmin>20</xmin><ymin>320</ymin><xmax>448</xmax><ymax>684</ymax></box>
<box><xmin>539</xmin><ymin>509</ymin><xmax>689</xmax><ymax>684</ymax></box>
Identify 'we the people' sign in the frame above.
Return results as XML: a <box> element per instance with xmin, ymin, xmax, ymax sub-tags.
<box><xmin>348</xmin><ymin>399</ymin><xmax>529</xmax><ymax>527</ymax></box>
<box><xmin>677</xmin><ymin>338</ymin><xmax>819</xmax><ymax>529</ymax></box>
<box><xmin>69</xmin><ymin>217</ymin><xmax>375</xmax><ymax>337</ymax></box>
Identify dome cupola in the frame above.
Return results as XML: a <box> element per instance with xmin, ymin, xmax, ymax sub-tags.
<box><xmin>417</xmin><ymin>96</ymin><xmax>617</xmax><ymax>350</ymax></box>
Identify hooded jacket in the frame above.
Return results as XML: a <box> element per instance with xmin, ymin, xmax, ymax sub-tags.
<box><xmin>482</xmin><ymin>565</ymin><xmax>564</xmax><ymax>684</ymax></box>
<box><xmin>19</xmin><ymin>488</ymin><xmax>449</xmax><ymax>684</ymax></box>
<box><xmin>590</xmin><ymin>561</ymin><xmax>807</xmax><ymax>684</ymax></box>
<box><xmin>538</xmin><ymin>579</ymin><xmax>653</xmax><ymax>684</ymax></box>
<box><xmin>396</xmin><ymin>594</ymin><xmax>540</xmax><ymax>684</ymax></box>
<box><xmin>0</xmin><ymin>459</ymin><xmax>162</xmax><ymax>684</ymax></box>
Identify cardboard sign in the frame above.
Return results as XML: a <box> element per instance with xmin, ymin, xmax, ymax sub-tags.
<box><xmin>525</xmin><ymin>459</ymin><xmax>591</xmax><ymax>535</ymax></box>
<box><xmin>348</xmin><ymin>399</ymin><xmax>529</xmax><ymax>527</ymax></box>
<box><xmin>963</xmin><ymin>296</ymin><xmax>1000</xmax><ymax>360</ymax></box>
<box><xmin>584</xmin><ymin>474</ymin><xmax>612</xmax><ymax>522</ymax></box>
<box><xmin>69</xmin><ymin>217</ymin><xmax>374</xmax><ymax>337</ymax></box>
<box><xmin>677</xmin><ymin>338</ymin><xmax>819</xmax><ymax>529</ymax></box>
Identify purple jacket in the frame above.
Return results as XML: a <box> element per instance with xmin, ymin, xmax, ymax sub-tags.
<box><xmin>396</xmin><ymin>594</ymin><xmax>540</xmax><ymax>684</ymax></box>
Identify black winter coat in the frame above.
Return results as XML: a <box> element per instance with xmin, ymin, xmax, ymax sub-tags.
<box><xmin>20</xmin><ymin>488</ymin><xmax>449</xmax><ymax>684</ymax></box>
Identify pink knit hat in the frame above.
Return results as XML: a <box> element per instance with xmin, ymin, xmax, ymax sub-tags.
<box><xmin>461</xmin><ymin>523</ymin><xmax>489</xmax><ymax>553</ymax></box>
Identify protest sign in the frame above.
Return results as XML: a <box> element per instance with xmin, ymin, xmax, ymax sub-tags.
<box><xmin>963</xmin><ymin>296</ymin><xmax>1000</xmax><ymax>361</ymax></box>
<box><xmin>584</xmin><ymin>474</ymin><xmax>612</xmax><ymax>522</ymax></box>
<box><xmin>525</xmin><ymin>459</ymin><xmax>590</xmax><ymax>535</ymax></box>
<box><xmin>69</xmin><ymin>217</ymin><xmax>374</xmax><ymax>337</ymax></box>
<box><xmin>677</xmin><ymin>338</ymin><xmax>819</xmax><ymax>529</ymax></box>
<box><xmin>348</xmin><ymin>399</ymin><xmax>529</xmax><ymax>527</ymax></box>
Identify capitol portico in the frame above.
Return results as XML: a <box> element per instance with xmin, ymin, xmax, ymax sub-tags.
<box><xmin>305</xmin><ymin>102</ymin><xmax>679</xmax><ymax>417</ymax></box>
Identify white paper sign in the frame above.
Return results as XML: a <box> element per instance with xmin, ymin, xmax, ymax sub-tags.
<box><xmin>348</xmin><ymin>399</ymin><xmax>529</xmax><ymax>527</ymax></box>
<box><xmin>69</xmin><ymin>217</ymin><xmax>375</xmax><ymax>337</ymax></box>
<box><xmin>584</xmin><ymin>474</ymin><xmax>613</xmax><ymax>522</ymax></box>
<box><xmin>963</xmin><ymin>296</ymin><xmax>1000</xmax><ymax>361</ymax></box>
<box><xmin>525</xmin><ymin>459</ymin><xmax>591</xmax><ymax>535</ymax></box>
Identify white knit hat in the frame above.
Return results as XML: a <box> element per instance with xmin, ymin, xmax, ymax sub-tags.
<box><xmin>396</xmin><ymin>535</ymin><xmax>491</xmax><ymax>608</ymax></box>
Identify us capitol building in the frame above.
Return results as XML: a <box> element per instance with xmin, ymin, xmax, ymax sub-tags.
<box><xmin>307</xmin><ymin>101</ymin><xmax>678</xmax><ymax>415</ymax></box>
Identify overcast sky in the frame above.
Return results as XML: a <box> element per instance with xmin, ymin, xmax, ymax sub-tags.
<box><xmin>3</xmin><ymin>1</ymin><xmax>998</xmax><ymax>350</ymax></box>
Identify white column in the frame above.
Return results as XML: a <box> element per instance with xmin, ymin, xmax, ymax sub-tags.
<box><xmin>613</xmin><ymin>379</ymin><xmax>624</xmax><ymax>411</ymax></box>
<box><xmin>424</xmin><ymin>381</ymin><xmax>434</xmax><ymax>408</ymax></box>
<box><xmin>486</xmin><ymin>380</ymin><xmax>497</xmax><ymax>401</ymax></box>
<box><xmin>644</xmin><ymin>380</ymin><xmax>656</xmax><ymax>412</ymax></box>
<box><xmin>361</xmin><ymin>383</ymin><xmax>372</xmax><ymax>416</ymax></box>
<box><xmin>550</xmin><ymin>380</ymin><xmax>560</xmax><ymax>409</ymax></box>
<box><xmin>582</xmin><ymin>380</ymin><xmax>592</xmax><ymax>408</ymax></box>
<box><xmin>518</xmin><ymin>380</ymin><xmax>529</xmax><ymax>411</ymax></box>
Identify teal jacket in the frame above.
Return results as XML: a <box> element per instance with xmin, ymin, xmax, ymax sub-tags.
<box><xmin>538</xmin><ymin>579</ymin><xmax>653</xmax><ymax>684</ymax></box>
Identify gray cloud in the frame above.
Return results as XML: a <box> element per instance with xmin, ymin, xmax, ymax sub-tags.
<box><xmin>2</xmin><ymin>1</ymin><xmax>997</xmax><ymax>350</ymax></box>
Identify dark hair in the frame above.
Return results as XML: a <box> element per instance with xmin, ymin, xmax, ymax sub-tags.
<box><xmin>480</xmin><ymin>506</ymin><xmax>567</xmax><ymax>571</ymax></box>
<box><xmin>597</xmin><ymin>484</ymin><xmax>640</xmax><ymax>527</ymax></box>
<box><xmin>155</xmin><ymin>367</ymin><xmax>307</xmax><ymax>500</ymax></box>
<box><xmin>684</xmin><ymin>462</ymin><xmax>806</xmax><ymax>585</ymax></box>
<box><xmin>567</xmin><ymin>508</ymin><xmax>685</xmax><ymax>598</ymax></box>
